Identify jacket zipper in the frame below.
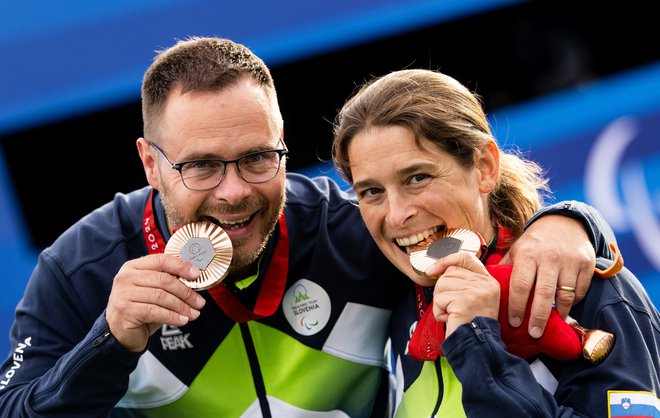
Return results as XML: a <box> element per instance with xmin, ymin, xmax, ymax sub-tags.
<box><xmin>240</xmin><ymin>322</ymin><xmax>272</xmax><ymax>418</ymax></box>
<box><xmin>33</xmin><ymin>327</ymin><xmax>113</xmax><ymax>406</ymax></box>
<box><xmin>470</xmin><ymin>320</ymin><xmax>544</xmax><ymax>417</ymax></box>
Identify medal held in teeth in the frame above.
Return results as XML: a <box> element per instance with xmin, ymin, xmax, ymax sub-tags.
<box><xmin>165</xmin><ymin>221</ymin><xmax>233</xmax><ymax>290</ymax></box>
<box><xmin>409</xmin><ymin>228</ymin><xmax>486</xmax><ymax>279</ymax></box>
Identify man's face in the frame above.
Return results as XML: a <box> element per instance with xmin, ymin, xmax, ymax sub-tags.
<box><xmin>150</xmin><ymin>78</ymin><xmax>286</xmax><ymax>275</ymax></box>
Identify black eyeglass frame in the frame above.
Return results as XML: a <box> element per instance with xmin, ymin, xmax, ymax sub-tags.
<box><xmin>149</xmin><ymin>140</ymin><xmax>288</xmax><ymax>190</ymax></box>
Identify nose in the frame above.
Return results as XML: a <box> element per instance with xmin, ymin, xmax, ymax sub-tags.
<box><xmin>384</xmin><ymin>192</ymin><xmax>416</xmax><ymax>227</ymax></box>
<box><xmin>211</xmin><ymin>162</ymin><xmax>252</xmax><ymax>203</ymax></box>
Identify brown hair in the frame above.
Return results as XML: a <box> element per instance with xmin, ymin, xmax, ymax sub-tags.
<box><xmin>141</xmin><ymin>36</ymin><xmax>278</xmax><ymax>141</ymax></box>
<box><xmin>332</xmin><ymin>69</ymin><xmax>550</xmax><ymax>239</ymax></box>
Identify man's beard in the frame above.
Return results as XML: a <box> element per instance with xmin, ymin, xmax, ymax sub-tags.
<box><xmin>160</xmin><ymin>185</ymin><xmax>286</xmax><ymax>272</ymax></box>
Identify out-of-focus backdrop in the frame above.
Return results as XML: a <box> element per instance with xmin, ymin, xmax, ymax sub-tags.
<box><xmin>1</xmin><ymin>0</ymin><xmax>658</xmax><ymax>356</ymax></box>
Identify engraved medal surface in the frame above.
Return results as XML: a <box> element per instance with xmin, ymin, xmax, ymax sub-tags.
<box><xmin>409</xmin><ymin>228</ymin><xmax>486</xmax><ymax>279</ymax></box>
<box><xmin>165</xmin><ymin>221</ymin><xmax>233</xmax><ymax>290</ymax></box>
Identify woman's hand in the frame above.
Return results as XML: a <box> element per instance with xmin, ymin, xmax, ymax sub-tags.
<box><xmin>428</xmin><ymin>252</ymin><xmax>500</xmax><ymax>337</ymax></box>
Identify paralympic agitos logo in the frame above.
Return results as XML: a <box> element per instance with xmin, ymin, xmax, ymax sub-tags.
<box><xmin>584</xmin><ymin>115</ymin><xmax>660</xmax><ymax>272</ymax></box>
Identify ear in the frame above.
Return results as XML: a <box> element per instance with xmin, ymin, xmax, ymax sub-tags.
<box><xmin>477</xmin><ymin>140</ymin><xmax>500</xmax><ymax>193</ymax></box>
<box><xmin>136</xmin><ymin>138</ymin><xmax>161</xmax><ymax>190</ymax></box>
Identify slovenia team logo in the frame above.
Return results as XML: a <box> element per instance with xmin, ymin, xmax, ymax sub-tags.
<box><xmin>283</xmin><ymin>279</ymin><xmax>331</xmax><ymax>336</ymax></box>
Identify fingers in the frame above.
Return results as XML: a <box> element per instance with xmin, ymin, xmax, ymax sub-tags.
<box><xmin>432</xmin><ymin>253</ymin><xmax>500</xmax><ymax>337</ymax></box>
<box><xmin>106</xmin><ymin>254</ymin><xmax>207</xmax><ymax>352</ymax></box>
<box><xmin>505</xmin><ymin>247</ymin><xmax>537</xmax><ymax>329</ymax></box>
<box><xmin>516</xmin><ymin>246</ymin><xmax>563</xmax><ymax>338</ymax></box>
<box><xmin>123</xmin><ymin>254</ymin><xmax>206</xmax><ymax>317</ymax></box>
<box><xmin>554</xmin><ymin>285</ymin><xmax>576</xmax><ymax>318</ymax></box>
<box><xmin>507</xmin><ymin>214</ymin><xmax>597</xmax><ymax>338</ymax></box>
<box><xmin>554</xmin><ymin>258</ymin><xmax>593</xmax><ymax>318</ymax></box>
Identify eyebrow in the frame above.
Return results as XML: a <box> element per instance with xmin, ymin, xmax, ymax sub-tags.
<box><xmin>352</xmin><ymin>178</ymin><xmax>377</xmax><ymax>192</ymax></box>
<box><xmin>397</xmin><ymin>162</ymin><xmax>436</xmax><ymax>177</ymax></box>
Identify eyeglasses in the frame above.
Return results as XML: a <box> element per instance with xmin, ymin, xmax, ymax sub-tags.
<box><xmin>149</xmin><ymin>140</ymin><xmax>288</xmax><ymax>191</ymax></box>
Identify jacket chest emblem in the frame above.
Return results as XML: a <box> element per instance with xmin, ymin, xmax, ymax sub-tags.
<box><xmin>160</xmin><ymin>325</ymin><xmax>193</xmax><ymax>350</ymax></box>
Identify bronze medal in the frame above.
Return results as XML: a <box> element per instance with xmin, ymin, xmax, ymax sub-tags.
<box><xmin>409</xmin><ymin>228</ymin><xmax>486</xmax><ymax>279</ymax></box>
<box><xmin>165</xmin><ymin>221</ymin><xmax>233</xmax><ymax>290</ymax></box>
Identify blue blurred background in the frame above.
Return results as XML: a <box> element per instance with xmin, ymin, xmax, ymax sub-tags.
<box><xmin>1</xmin><ymin>0</ymin><xmax>658</xmax><ymax>356</ymax></box>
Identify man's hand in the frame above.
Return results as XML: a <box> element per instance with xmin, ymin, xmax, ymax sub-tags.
<box><xmin>500</xmin><ymin>215</ymin><xmax>595</xmax><ymax>338</ymax></box>
<box><xmin>106</xmin><ymin>254</ymin><xmax>207</xmax><ymax>352</ymax></box>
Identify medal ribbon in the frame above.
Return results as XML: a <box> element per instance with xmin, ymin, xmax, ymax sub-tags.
<box><xmin>409</xmin><ymin>284</ymin><xmax>445</xmax><ymax>361</ymax></box>
<box><xmin>142</xmin><ymin>188</ymin><xmax>290</xmax><ymax>322</ymax></box>
<box><xmin>142</xmin><ymin>189</ymin><xmax>167</xmax><ymax>254</ymax></box>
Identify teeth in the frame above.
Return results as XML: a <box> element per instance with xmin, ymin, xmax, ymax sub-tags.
<box><xmin>396</xmin><ymin>226</ymin><xmax>438</xmax><ymax>247</ymax></box>
<box><xmin>217</xmin><ymin>215</ymin><xmax>251</xmax><ymax>229</ymax></box>
<box><xmin>218</xmin><ymin>216</ymin><xmax>250</xmax><ymax>225</ymax></box>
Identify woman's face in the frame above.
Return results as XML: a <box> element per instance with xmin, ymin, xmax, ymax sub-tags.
<box><xmin>348</xmin><ymin>125</ymin><xmax>496</xmax><ymax>286</ymax></box>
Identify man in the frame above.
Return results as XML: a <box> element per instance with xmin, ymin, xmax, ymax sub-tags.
<box><xmin>0</xmin><ymin>37</ymin><xmax>615</xmax><ymax>417</ymax></box>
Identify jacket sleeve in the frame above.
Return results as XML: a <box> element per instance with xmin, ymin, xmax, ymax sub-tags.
<box><xmin>0</xmin><ymin>252</ymin><xmax>142</xmax><ymax>418</ymax></box>
<box><xmin>443</xmin><ymin>265</ymin><xmax>660</xmax><ymax>417</ymax></box>
<box><xmin>525</xmin><ymin>200</ymin><xmax>617</xmax><ymax>260</ymax></box>
<box><xmin>443</xmin><ymin>317</ymin><xmax>563</xmax><ymax>417</ymax></box>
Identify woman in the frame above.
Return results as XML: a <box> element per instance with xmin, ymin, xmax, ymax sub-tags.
<box><xmin>332</xmin><ymin>69</ymin><xmax>660</xmax><ymax>417</ymax></box>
